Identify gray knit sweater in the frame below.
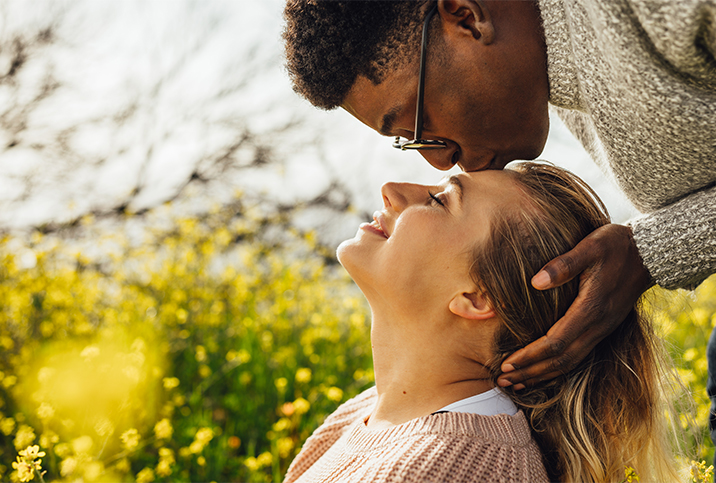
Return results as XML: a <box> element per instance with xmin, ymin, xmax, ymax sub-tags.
<box><xmin>539</xmin><ymin>0</ymin><xmax>716</xmax><ymax>289</ymax></box>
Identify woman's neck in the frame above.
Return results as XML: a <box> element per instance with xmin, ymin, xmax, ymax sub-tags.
<box><xmin>367</xmin><ymin>309</ymin><xmax>495</xmax><ymax>430</ymax></box>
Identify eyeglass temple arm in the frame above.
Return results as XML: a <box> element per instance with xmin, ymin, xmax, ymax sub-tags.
<box><xmin>414</xmin><ymin>5</ymin><xmax>438</xmax><ymax>140</ymax></box>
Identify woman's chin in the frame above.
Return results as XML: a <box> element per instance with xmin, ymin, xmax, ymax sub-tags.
<box><xmin>336</xmin><ymin>239</ymin><xmax>373</xmax><ymax>293</ymax></box>
<box><xmin>335</xmin><ymin>238</ymin><xmax>353</xmax><ymax>269</ymax></box>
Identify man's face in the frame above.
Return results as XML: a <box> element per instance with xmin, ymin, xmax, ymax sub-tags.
<box><xmin>341</xmin><ymin>2</ymin><xmax>550</xmax><ymax>172</ymax></box>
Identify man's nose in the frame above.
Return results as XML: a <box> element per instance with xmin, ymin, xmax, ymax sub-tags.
<box><xmin>419</xmin><ymin>149</ymin><xmax>456</xmax><ymax>171</ymax></box>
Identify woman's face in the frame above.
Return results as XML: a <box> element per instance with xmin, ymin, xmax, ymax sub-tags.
<box><xmin>337</xmin><ymin>170</ymin><xmax>524</xmax><ymax>316</ymax></box>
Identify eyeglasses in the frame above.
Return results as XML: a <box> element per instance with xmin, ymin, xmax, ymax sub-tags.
<box><xmin>392</xmin><ymin>5</ymin><xmax>447</xmax><ymax>151</ymax></box>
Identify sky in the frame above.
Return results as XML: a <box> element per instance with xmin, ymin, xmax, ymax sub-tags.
<box><xmin>0</xmin><ymin>0</ymin><xmax>639</xmax><ymax>240</ymax></box>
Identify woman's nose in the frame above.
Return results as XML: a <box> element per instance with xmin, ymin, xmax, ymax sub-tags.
<box><xmin>381</xmin><ymin>182</ymin><xmax>422</xmax><ymax>212</ymax></box>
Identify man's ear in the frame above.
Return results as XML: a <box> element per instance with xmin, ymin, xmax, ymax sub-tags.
<box><xmin>438</xmin><ymin>0</ymin><xmax>495</xmax><ymax>44</ymax></box>
<box><xmin>449</xmin><ymin>291</ymin><xmax>496</xmax><ymax>320</ymax></box>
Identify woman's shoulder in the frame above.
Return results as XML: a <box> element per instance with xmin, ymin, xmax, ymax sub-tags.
<box><xmin>395</xmin><ymin>411</ymin><xmax>549</xmax><ymax>482</ymax></box>
<box><xmin>322</xmin><ymin>386</ymin><xmax>377</xmax><ymax>427</ymax></box>
<box><xmin>322</xmin><ymin>410</ymin><xmax>549</xmax><ymax>483</ymax></box>
<box><xmin>428</xmin><ymin>410</ymin><xmax>536</xmax><ymax>446</ymax></box>
<box><xmin>283</xmin><ymin>387</ymin><xmax>377</xmax><ymax>483</ymax></box>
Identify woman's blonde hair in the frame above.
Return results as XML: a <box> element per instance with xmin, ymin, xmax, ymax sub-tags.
<box><xmin>471</xmin><ymin>162</ymin><xmax>679</xmax><ymax>482</ymax></box>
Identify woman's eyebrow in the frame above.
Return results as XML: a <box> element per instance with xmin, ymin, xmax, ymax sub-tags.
<box><xmin>447</xmin><ymin>175</ymin><xmax>464</xmax><ymax>206</ymax></box>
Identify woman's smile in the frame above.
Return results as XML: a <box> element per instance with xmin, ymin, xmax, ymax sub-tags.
<box><xmin>360</xmin><ymin>212</ymin><xmax>390</xmax><ymax>238</ymax></box>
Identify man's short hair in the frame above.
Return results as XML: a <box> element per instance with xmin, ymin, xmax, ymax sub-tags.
<box><xmin>283</xmin><ymin>1</ymin><xmax>427</xmax><ymax>110</ymax></box>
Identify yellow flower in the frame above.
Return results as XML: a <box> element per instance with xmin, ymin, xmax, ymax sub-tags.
<box><xmin>293</xmin><ymin>398</ymin><xmax>310</xmax><ymax>415</ymax></box>
<box><xmin>154</xmin><ymin>418</ymin><xmax>173</xmax><ymax>439</ymax></box>
<box><xmin>195</xmin><ymin>345</ymin><xmax>207</xmax><ymax>362</ymax></box>
<box><xmin>189</xmin><ymin>440</ymin><xmax>203</xmax><ymax>454</ymax></box>
<box><xmin>690</xmin><ymin>460</ymin><xmax>714</xmax><ymax>483</ymax></box>
<box><xmin>12</xmin><ymin>456</ymin><xmax>34</xmax><ymax>482</ymax></box>
<box><xmin>53</xmin><ymin>443</ymin><xmax>72</xmax><ymax>459</ymax></box>
<box><xmin>39</xmin><ymin>431</ymin><xmax>59</xmax><ymax>448</ymax></box>
<box><xmin>188</xmin><ymin>427</ymin><xmax>214</xmax><ymax>454</ymax></box>
<box><xmin>277</xmin><ymin>437</ymin><xmax>294</xmax><ymax>458</ymax></box>
<box><xmin>295</xmin><ymin>368</ymin><xmax>312</xmax><ymax>384</ymax></box>
<box><xmin>257</xmin><ymin>451</ymin><xmax>273</xmax><ymax>467</ymax></box>
<box><xmin>195</xmin><ymin>427</ymin><xmax>214</xmax><ymax>445</ymax></box>
<box><xmin>275</xmin><ymin>377</ymin><xmax>288</xmax><ymax>392</ymax></box>
<box><xmin>2</xmin><ymin>374</ymin><xmax>17</xmax><ymax>388</ymax></box>
<box><xmin>244</xmin><ymin>456</ymin><xmax>259</xmax><ymax>472</ymax></box>
<box><xmin>158</xmin><ymin>447</ymin><xmax>174</xmax><ymax>460</ymax></box>
<box><xmin>114</xmin><ymin>458</ymin><xmax>131</xmax><ymax>474</ymax></box>
<box><xmin>156</xmin><ymin>459</ymin><xmax>173</xmax><ymax>477</ymax></box>
<box><xmin>1</xmin><ymin>417</ymin><xmax>16</xmax><ymax>435</ymax></box>
<box><xmin>162</xmin><ymin>377</ymin><xmax>180</xmax><ymax>390</ymax></box>
<box><xmin>14</xmin><ymin>425</ymin><xmax>36</xmax><ymax>450</ymax></box>
<box><xmin>71</xmin><ymin>435</ymin><xmax>93</xmax><ymax>455</ymax></box>
<box><xmin>83</xmin><ymin>461</ymin><xmax>103</xmax><ymax>482</ymax></box>
<box><xmin>326</xmin><ymin>386</ymin><xmax>344</xmax><ymax>402</ymax></box>
<box><xmin>272</xmin><ymin>418</ymin><xmax>291</xmax><ymax>432</ymax></box>
<box><xmin>136</xmin><ymin>467</ymin><xmax>155</xmax><ymax>483</ymax></box>
<box><xmin>19</xmin><ymin>445</ymin><xmax>45</xmax><ymax>461</ymax></box>
<box><xmin>60</xmin><ymin>457</ymin><xmax>77</xmax><ymax>477</ymax></box>
<box><xmin>198</xmin><ymin>364</ymin><xmax>212</xmax><ymax>378</ymax></box>
<box><xmin>36</xmin><ymin>402</ymin><xmax>55</xmax><ymax>421</ymax></box>
<box><xmin>623</xmin><ymin>466</ymin><xmax>639</xmax><ymax>482</ymax></box>
<box><xmin>120</xmin><ymin>428</ymin><xmax>140</xmax><ymax>451</ymax></box>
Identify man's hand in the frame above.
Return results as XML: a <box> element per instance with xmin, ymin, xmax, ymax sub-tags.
<box><xmin>496</xmin><ymin>223</ymin><xmax>653</xmax><ymax>390</ymax></box>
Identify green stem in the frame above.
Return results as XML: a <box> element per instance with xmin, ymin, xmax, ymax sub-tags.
<box><xmin>33</xmin><ymin>467</ymin><xmax>46</xmax><ymax>483</ymax></box>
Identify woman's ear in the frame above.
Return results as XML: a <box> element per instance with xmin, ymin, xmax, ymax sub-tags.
<box><xmin>449</xmin><ymin>291</ymin><xmax>496</xmax><ymax>320</ymax></box>
<box><xmin>438</xmin><ymin>0</ymin><xmax>495</xmax><ymax>44</ymax></box>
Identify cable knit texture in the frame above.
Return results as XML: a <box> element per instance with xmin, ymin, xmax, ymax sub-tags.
<box><xmin>282</xmin><ymin>387</ymin><xmax>549</xmax><ymax>483</ymax></box>
<box><xmin>538</xmin><ymin>0</ymin><xmax>716</xmax><ymax>289</ymax></box>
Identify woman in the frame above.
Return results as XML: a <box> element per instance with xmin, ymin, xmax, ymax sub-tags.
<box><xmin>283</xmin><ymin>162</ymin><xmax>678</xmax><ymax>483</ymax></box>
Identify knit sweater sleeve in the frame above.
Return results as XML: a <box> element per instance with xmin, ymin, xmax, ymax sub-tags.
<box><xmin>628</xmin><ymin>0</ymin><xmax>716</xmax><ymax>80</ymax></box>
<box><xmin>548</xmin><ymin>0</ymin><xmax>716</xmax><ymax>291</ymax></box>
<box><xmin>629</xmin><ymin>186</ymin><xmax>716</xmax><ymax>290</ymax></box>
<box><xmin>621</xmin><ymin>0</ymin><xmax>716</xmax><ymax>290</ymax></box>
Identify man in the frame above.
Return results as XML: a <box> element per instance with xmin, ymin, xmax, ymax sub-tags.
<box><xmin>283</xmin><ymin>0</ymin><xmax>716</xmax><ymax>443</ymax></box>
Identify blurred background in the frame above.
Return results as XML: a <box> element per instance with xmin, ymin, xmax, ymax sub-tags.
<box><xmin>0</xmin><ymin>1</ymin><xmax>712</xmax><ymax>482</ymax></box>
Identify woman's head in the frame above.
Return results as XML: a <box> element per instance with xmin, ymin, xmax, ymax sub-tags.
<box><xmin>338</xmin><ymin>161</ymin><xmax>677</xmax><ymax>482</ymax></box>
<box><xmin>337</xmin><ymin>168</ymin><xmax>523</xmax><ymax>325</ymax></box>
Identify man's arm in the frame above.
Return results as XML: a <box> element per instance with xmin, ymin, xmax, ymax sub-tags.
<box><xmin>497</xmin><ymin>185</ymin><xmax>716</xmax><ymax>388</ymax></box>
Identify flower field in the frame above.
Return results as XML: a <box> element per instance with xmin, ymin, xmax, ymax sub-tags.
<box><xmin>0</xmin><ymin>202</ymin><xmax>713</xmax><ymax>482</ymax></box>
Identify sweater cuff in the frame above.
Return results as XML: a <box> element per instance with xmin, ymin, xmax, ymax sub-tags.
<box><xmin>628</xmin><ymin>186</ymin><xmax>716</xmax><ymax>291</ymax></box>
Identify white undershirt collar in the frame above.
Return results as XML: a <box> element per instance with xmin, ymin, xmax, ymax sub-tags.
<box><xmin>436</xmin><ymin>388</ymin><xmax>518</xmax><ymax>416</ymax></box>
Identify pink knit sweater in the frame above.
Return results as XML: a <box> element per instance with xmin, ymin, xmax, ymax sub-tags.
<box><xmin>283</xmin><ymin>387</ymin><xmax>549</xmax><ymax>483</ymax></box>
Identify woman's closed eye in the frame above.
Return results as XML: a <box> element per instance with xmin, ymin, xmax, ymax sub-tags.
<box><xmin>428</xmin><ymin>191</ymin><xmax>446</xmax><ymax>207</ymax></box>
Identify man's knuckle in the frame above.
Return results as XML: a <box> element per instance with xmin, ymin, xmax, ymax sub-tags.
<box><xmin>549</xmin><ymin>354</ymin><xmax>574</xmax><ymax>374</ymax></box>
<box><xmin>555</xmin><ymin>255</ymin><xmax>575</xmax><ymax>276</ymax></box>
<box><xmin>546</xmin><ymin>336</ymin><xmax>568</xmax><ymax>355</ymax></box>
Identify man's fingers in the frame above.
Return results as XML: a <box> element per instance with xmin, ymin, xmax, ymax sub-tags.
<box><xmin>500</xmin><ymin>321</ymin><xmax>579</xmax><ymax>374</ymax></box>
<box><xmin>499</xmin><ymin>312</ymin><xmax>600</xmax><ymax>385</ymax></box>
<box><xmin>509</xmin><ymin>371</ymin><xmax>564</xmax><ymax>391</ymax></box>
<box><xmin>497</xmin><ymin>351</ymin><xmax>579</xmax><ymax>388</ymax></box>
<box><xmin>531</xmin><ymin>243</ymin><xmax>594</xmax><ymax>290</ymax></box>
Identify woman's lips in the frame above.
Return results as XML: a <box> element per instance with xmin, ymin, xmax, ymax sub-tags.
<box><xmin>360</xmin><ymin>222</ymin><xmax>386</xmax><ymax>238</ymax></box>
<box><xmin>360</xmin><ymin>211</ymin><xmax>389</xmax><ymax>238</ymax></box>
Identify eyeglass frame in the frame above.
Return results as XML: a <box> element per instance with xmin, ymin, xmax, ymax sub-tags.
<box><xmin>392</xmin><ymin>4</ymin><xmax>447</xmax><ymax>151</ymax></box>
